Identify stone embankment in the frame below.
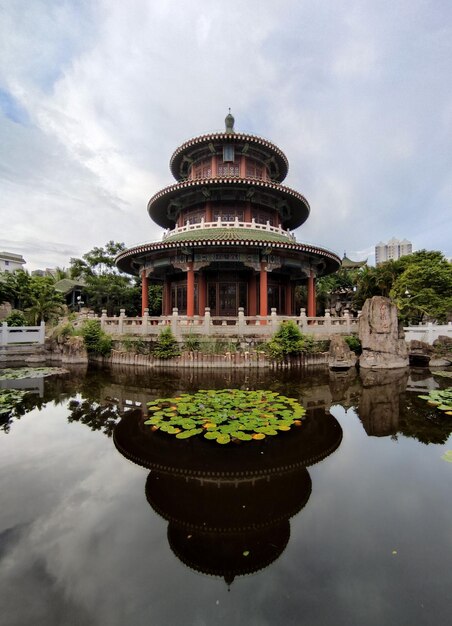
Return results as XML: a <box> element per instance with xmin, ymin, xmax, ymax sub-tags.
<box><xmin>90</xmin><ymin>349</ymin><xmax>329</xmax><ymax>369</ymax></box>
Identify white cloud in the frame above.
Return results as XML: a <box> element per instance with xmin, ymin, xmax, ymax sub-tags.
<box><xmin>0</xmin><ymin>0</ymin><xmax>452</xmax><ymax>270</ymax></box>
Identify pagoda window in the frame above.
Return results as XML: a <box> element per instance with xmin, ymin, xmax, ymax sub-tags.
<box><xmin>223</xmin><ymin>145</ymin><xmax>235</xmax><ymax>162</ymax></box>
<box><xmin>213</xmin><ymin>207</ymin><xmax>244</xmax><ymax>222</ymax></box>
<box><xmin>246</xmin><ymin>160</ymin><xmax>264</xmax><ymax>180</ymax></box>
<box><xmin>193</xmin><ymin>158</ymin><xmax>212</xmax><ymax>180</ymax></box>
<box><xmin>218</xmin><ymin>159</ymin><xmax>240</xmax><ymax>177</ymax></box>
<box><xmin>183</xmin><ymin>208</ymin><xmax>205</xmax><ymax>225</ymax></box>
<box><xmin>252</xmin><ymin>209</ymin><xmax>275</xmax><ymax>226</ymax></box>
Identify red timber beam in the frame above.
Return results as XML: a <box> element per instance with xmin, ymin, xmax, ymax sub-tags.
<box><xmin>248</xmin><ymin>273</ymin><xmax>257</xmax><ymax>316</ymax></box>
<box><xmin>285</xmin><ymin>280</ymin><xmax>292</xmax><ymax>315</ymax></box>
<box><xmin>186</xmin><ymin>262</ymin><xmax>195</xmax><ymax>317</ymax></box>
<box><xmin>307</xmin><ymin>271</ymin><xmax>316</xmax><ymax>317</ymax></box>
<box><xmin>198</xmin><ymin>272</ymin><xmax>206</xmax><ymax>315</ymax></box>
<box><xmin>141</xmin><ymin>269</ymin><xmax>149</xmax><ymax>317</ymax></box>
<box><xmin>259</xmin><ymin>261</ymin><xmax>268</xmax><ymax>317</ymax></box>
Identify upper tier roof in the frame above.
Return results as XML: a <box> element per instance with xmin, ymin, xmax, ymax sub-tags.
<box><xmin>147</xmin><ymin>178</ymin><xmax>310</xmax><ymax>230</ymax></box>
<box><xmin>170</xmin><ymin>132</ymin><xmax>289</xmax><ymax>182</ymax></box>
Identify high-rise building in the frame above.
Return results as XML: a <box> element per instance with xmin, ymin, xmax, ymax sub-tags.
<box><xmin>375</xmin><ymin>238</ymin><xmax>412</xmax><ymax>265</ymax></box>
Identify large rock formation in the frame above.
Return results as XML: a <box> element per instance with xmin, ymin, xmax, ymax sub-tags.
<box><xmin>358</xmin><ymin>296</ymin><xmax>408</xmax><ymax>369</ymax></box>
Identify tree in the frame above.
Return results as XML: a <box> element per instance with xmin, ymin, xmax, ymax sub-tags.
<box><xmin>353</xmin><ymin>250</ymin><xmax>452</xmax><ymax>323</ymax></box>
<box><xmin>0</xmin><ymin>271</ymin><xmax>64</xmax><ymax>323</ymax></box>
<box><xmin>70</xmin><ymin>241</ymin><xmax>143</xmax><ymax>316</ymax></box>
<box><xmin>70</xmin><ymin>241</ymin><xmax>163</xmax><ymax>316</ymax></box>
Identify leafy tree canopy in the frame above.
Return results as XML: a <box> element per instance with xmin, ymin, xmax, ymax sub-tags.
<box><xmin>353</xmin><ymin>250</ymin><xmax>452</xmax><ymax>323</ymax></box>
<box><xmin>69</xmin><ymin>241</ymin><xmax>161</xmax><ymax>316</ymax></box>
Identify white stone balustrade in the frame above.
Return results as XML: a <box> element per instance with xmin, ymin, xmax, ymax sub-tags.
<box><xmin>0</xmin><ymin>321</ymin><xmax>46</xmax><ymax>346</ymax></box>
<box><xmin>96</xmin><ymin>309</ymin><xmax>360</xmax><ymax>339</ymax></box>
<box><xmin>162</xmin><ymin>218</ymin><xmax>296</xmax><ymax>241</ymax></box>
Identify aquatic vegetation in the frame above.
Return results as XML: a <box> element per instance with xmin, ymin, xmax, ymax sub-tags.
<box><xmin>441</xmin><ymin>450</ymin><xmax>452</xmax><ymax>463</ymax></box>
<box><xmin>0</xmin><ymin>389</ymin><xmax>28</xmax><ymax>417</ymax></box>
<box><xmin>0</xmin><ymin>367</ymin><xmax>67</xmax><ymax>381</ymax></box>
<box><xmin>145</xmin><ymin>389</ymin><xmax>306</xmax><ymax>444</ymax></box>
<box><xmin>433</xmin><ymin>371</ymin><xmax>452</xmax><ymax>379</ymax></box>
<box><xmin>418</xmin><ymin>388</ymin><xmax>452</xmax><ymax>416</ymax></box>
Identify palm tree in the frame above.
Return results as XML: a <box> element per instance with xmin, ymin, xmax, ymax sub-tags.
<box><xmin>26</xmin><ymin>293</ymin><xmax>64</xmax><ymax>325</ymax></box>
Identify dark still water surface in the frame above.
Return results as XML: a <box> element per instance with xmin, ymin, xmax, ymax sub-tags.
<box><xmin>1</xmin><ymin>365</ymin><xmax>451</xmax><ymax>626</ymax></box>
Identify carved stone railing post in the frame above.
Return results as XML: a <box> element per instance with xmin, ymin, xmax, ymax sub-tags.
<box><xmin>118</xmin><ymin>309</ymin><xmax>126</xmax><ymax>334</ymax></box>
<box><xmin>171</xmin><ymin>307</ymin><xmax>180</xmax><ymax>339</ymax></box>
<box><xmin>204</xmin><ymin>307</ymin><xmax>211</xmax><ymax>335</ymax></box>
<box><xmin>324</xmin><ymin>310</ymin><xmax>331</xmax><ymax>331</ymax></box>
<box><xmin>270</xmin><ymin>308</ymin><xmax>278</xmax><ymax>330</ymax></box>
<box><xmin>100</xmin><ymin>309</ymin><xmax>107</xmax><ymax>330</ymax></box>
<box><xmin>238</xmin><ymin>307</ymin><xmax>245</xmax><ymax>334</ymax></box>
<box><xmin>299</xmin><ymin>308</ymin><xmax>307</xmax><ymax>331</ymax></box>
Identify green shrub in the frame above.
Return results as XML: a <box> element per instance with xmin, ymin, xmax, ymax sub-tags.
<box><xmin>183</xmin><ymin>333</ymin><xmax>201</xmax><ymax>352</ymax></box>
<box><xmin>266</xmin><ymin>320</ymin><xmax>316</xmax><ymax>361</ymax></box>
<box><xmin>80</xmin><ymin>320</ymin><xmax>112</xmax><ymax>356</ymax></box>
<box><xmin>154</xmin><ymin>327</ymin><xmax>180</xmax><ymax>359</ymax></box>
<box><xmin>120</xmin><ymin>336</ymin><xmax>148</xmax><ymax>354</ymax></box>
<box><xmin>344</xmin><ymin>335</ymin><xmax>362</xmax><ymax>354</ymax></box>
<box><xmin>5</xmin><ymin>311</ymin><xmax>27</xmax><ymax>327</ymax></box>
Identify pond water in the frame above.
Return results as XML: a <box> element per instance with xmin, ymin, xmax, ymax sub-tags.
<box><xmin>1</xmin><ymin>364</ymin><xmax>452</xmax><ymax>626</ymax></box>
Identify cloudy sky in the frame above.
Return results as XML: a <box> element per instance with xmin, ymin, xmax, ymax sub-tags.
<box><xmin>1</xmin><ymin>0</ymin><xmax>451</xmax><ymax>270</ymax></box>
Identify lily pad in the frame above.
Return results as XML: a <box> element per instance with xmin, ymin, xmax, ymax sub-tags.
<box><xmin>143</xmin><ymin>389</ymin><xmax>306</xmax><ymax>445</ymax></box>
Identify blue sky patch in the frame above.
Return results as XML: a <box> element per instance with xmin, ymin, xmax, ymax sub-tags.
<box><xmin>0</xmin><ymin>88</ymin><xmax>29</xmax><ymax>125</ymax></box>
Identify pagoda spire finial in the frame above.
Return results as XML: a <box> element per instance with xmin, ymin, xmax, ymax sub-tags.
<box><xmin>225</xmin><ymin>109</ymin><xmax>235</xmax><ymax>134</ymax></box>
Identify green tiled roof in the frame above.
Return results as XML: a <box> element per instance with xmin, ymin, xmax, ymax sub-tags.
<box><xmin>163</xmin><ymin>227</ymin><xmax>292</xmax><ymax>244</ymax></box>
<box><xmin>54</xmin><ymin>278</ymin><xmax>86</xmax><ymax>294</ymax></box>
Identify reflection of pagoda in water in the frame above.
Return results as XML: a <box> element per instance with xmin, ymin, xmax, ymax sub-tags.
<box><xmin>114</xmin><ymin>407</ymin><xmax>342</xmax><ymax>583</ymax></box>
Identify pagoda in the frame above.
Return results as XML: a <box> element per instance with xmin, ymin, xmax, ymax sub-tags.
<box><xmin>116</xmin><ymin>113</ymin><xmax>341</xmax><ymax>317</ymax></box>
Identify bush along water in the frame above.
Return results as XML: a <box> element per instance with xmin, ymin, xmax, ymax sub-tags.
<box><xmin>80</xmin><ymin>320</ymin><xmax>112</xmax><ymax>356</ymax></box>
<box><xmin>145</xmin><ymin>388</ymin><xmax>306</xmax><ymax>444</ymax></box>
<box><xmin>266</xmin><ymin>320</ymin><xmax>319</xmax><ymax>361</ymax></box>
<box><xmin>153</xmin><ymin>327</ymin><xmax>180</xmax><ymax>359</ymax></box>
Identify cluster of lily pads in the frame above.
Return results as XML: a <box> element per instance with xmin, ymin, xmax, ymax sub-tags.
<box><xmin>418</xmin><ymin>388</ymin><xmax>452</xmax><ymax>416</ymax></box>
<box><xmin>0</xmin><ymin>389</ymin><xmax>28</xmax><ymax>417</ymax></box>
<box><xmin>0</xmin><ymin>367</ymin><xmax>66</xmax><ymax>381</ymax></box>
<box><xmin>145</xmin><ymin>389</ymin><xmax>306</xmax><ymax>444</ymax></box>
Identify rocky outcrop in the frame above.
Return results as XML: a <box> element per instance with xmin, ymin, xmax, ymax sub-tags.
<box><xmin>327</xmin><ymin>335</ymin><xmax>357</xmax><ymax>370</ymax></box>
<box><xmin>45</xmin><ymin>335</ymin><xmax>88</xmax><ymax>364</ymax></box>
<box><xmin>358</xmin><ymin>296</ymin><xmax>409</xmax><ymax>369</ymax></box>
<box><xmin>408</xmin><ymin>340</ymin><xmax>433</xmax><ymax>367</ymax></box>
<box><xmin>430</xmin><ymin>335</ymin><xmax>452</xmax><ymax>367</ymax></box>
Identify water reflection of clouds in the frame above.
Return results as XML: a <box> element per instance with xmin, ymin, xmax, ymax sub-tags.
<box><xmin>1</xmin><ymin>370</ymin><xmax>452</xmax><ymax>625</ymax></box>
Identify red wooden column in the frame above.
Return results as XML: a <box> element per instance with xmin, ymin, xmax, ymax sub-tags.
<box><xmin>240</xmin><ymin>155</ymin><xmax>246</xmax><ymax>178</ymax></box>
<box><xmin>163</xmin><ymin>279</ymin><xmax>170</xmax><ymax>315</ymax></box>
<box><xmin>244</xmin><ymin>201</ymin><xmax>252</xmax><ymax>223</ymax></box>
<box><xmin>198</xmin><ymin>272</ymin><xmax>206</xmax><ymax>315</ymax></box>
<box><xmin>285</xmin><ymin>281</ymin><xmax>292</xmax><ymax>315</ymax></box>
<box><xmin>186</xmin><ymin>262</ymin><xmax>195</xmax><ymax>317</ymax></box>
<box><xmin>141</xmin><ymin>269</ymin><xmax>148</xmax><ymax>317</ymax></box>
<box><xmin>205</xmin><ymin>201</ymin><xmax>213</xmax><ymax>222</ymax></box>
<box><xmin>307</xmin><ymin>271</ymin><xmax>316</xmax><ymax>317</ymax></box>
<box><xmin>259</xmin><ymin>262</ymin><xmax>268</xmax><ymax>317</ymax></box>
<box><xmin>248</xmin><ymin>274</ymin><xmax>257</xmax><ymax>316</ymax></box>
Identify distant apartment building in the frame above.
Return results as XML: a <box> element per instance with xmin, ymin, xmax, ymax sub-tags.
<box><xmin>375</xmin><ymin>238</ymin><xmax>412</xmax><ymax>265</ymax></box>
<box><xmin>0</xmin><ymin>251</ymin><xmax>26</xmax><ymax>273</ymax></box>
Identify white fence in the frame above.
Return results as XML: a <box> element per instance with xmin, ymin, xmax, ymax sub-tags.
<box><xmin>92</xmin><ymin>307</ymin><xmax>360</xmax><ymax>340</ymax></box>
<box><xmin>0</xmin><ymin>321</ymin><xmax>46</xmax><ymax>346</ymax></box>
<box><xmin>404</xmin><ymin>322</ymin><xmax>452</xmax><ymax>345</ymax></box>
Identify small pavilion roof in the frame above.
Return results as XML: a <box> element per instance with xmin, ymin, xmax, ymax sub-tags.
<box><xmin>341</xmin><ymin>255</ymin><xmax>367</xmax><ymax>269</ymax></box>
